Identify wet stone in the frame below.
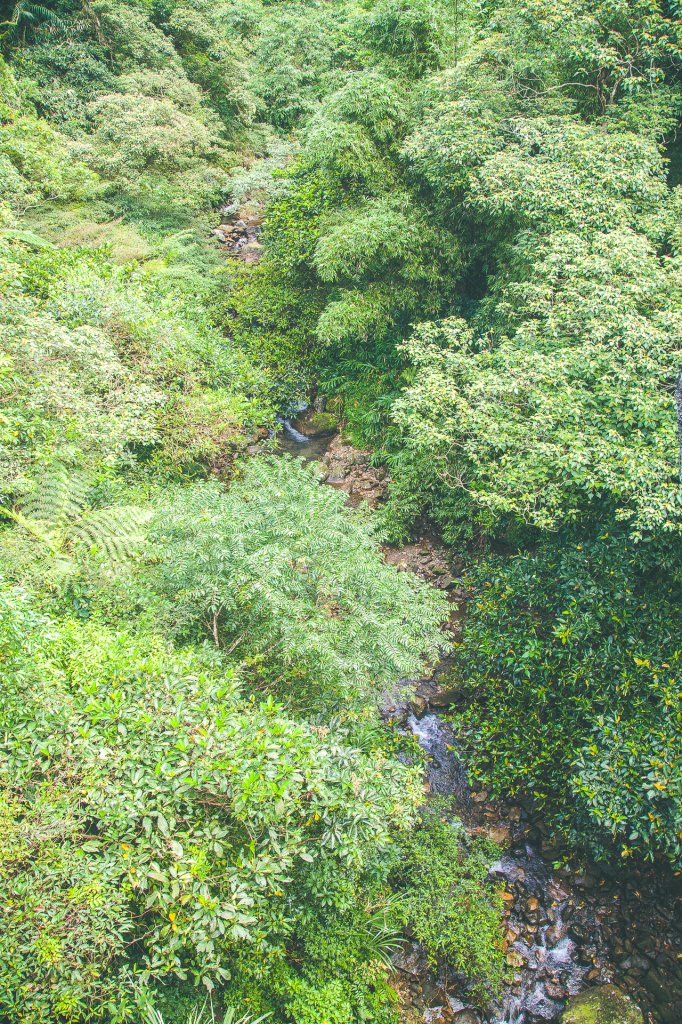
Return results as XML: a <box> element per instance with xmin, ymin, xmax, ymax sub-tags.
<box><xmin>485</xmin><ymin>823</ymin><xmax>513</xmax><ymax>846</ymax></box>
<box><xmin>546</xmin><ymin>921</ymin><xmax>569</xmax><ymax>948</ymax></box>
<box><xmin>524</xmin><ymin>985</ymin><xmax>563</xmax><ymax>1021</ymax></box>
<box><xmin>507</xmin><ymin>949</ymin><xmax>526</xmax><ymax>968</ymax></box>
<box><xmin>544</xmin><ymin>980</ymin><xmax>568</xmax><ymax>1001</ymax></box>
<box><xmin>450</xmin><ymin>1011</ymin><xmax>480</xmax><ymax>1024</ymax></box>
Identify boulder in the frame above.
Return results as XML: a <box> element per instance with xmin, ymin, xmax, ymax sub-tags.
<box><xmin>450</xmin><ymin>1012</ymin><xmax>480</xmax><ymax>1024</ymax></box>
<box><xmin>560</xmin><ymin>985</ymin><xmax>644</xmax><ymax>1024</ymax></box>
<box><xmin>291</xmin><ymin>410</ymin><xmax>338</xmax><ymax>438</ymax></box>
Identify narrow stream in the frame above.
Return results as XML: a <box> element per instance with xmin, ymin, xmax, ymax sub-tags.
<box><xmin>275</xmin><ymin>423</ymin><xmax>682</xmax><ymax>1024</ymax></box>
<box><xmin>275</xmin><ymin>416</ymin><xmax>333</xmax><ymax>461</ymax></box>
<box><xmin>398</xmin><ymin>707</ymin><xmax>681</xmax><ymax>1024</ymax></box>
<box><xmin>403</xmin><ymin>712</ymin><xmax>603</xmax><ymax>1024</ymax></box>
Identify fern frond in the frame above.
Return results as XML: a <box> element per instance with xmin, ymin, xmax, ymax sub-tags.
<box><xmin>68</xmin><ymin>506</ymin><xmax>152</xmax><ymax>561</ymax></box>
<box><xmin>0</xmin><ymin>229</ymin><xmax>56</xmax><ymax>249</ymax></box>
<box><xmin>18</xmin><ymin>465</ymin><xmax>89</xmax><ymax>527</ymax></box>
<box><xmin>0</xmin><ymin>0</ymin><xmax>65</xmax><ymax>39</ymax></box>
<box><xmin>0</xmin><ymin>507</ymin><xmax>61</xmax><ymax>554</ymax></box>
<box><xmin>21</xmin><ymin>2</ymin><xmax>58</xmax><ymax>22</ymax></box>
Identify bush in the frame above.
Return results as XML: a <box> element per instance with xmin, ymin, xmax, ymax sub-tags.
<box><xmin>392</xmin><ymin>810</ymin><xmax>505</xmax><ymax>1005</ymax></box>
<box><xmin>149</xmin><ymin>457</ymin><xmax>450</xmax><ymax>709</ymax></box>
<box><xmin>0</xmin><ymin>583</ymin><xmax>428</xmax><ymax>1017</ymax></box>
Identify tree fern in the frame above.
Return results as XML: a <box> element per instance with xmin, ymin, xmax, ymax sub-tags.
<box><xmin>18</xmin><ymin>464</ymin><xmax>90</xmax><ymax>528</ymax></box>
<box><xmin>3</xmin><ymin>464</ymin><xmax>151</xmax><ymax>565</ymax></box>
<box><xmin>68</xmin><ymin>505</ymin><xmax>151</xmax><ymax>562</ymax></box>
<box><xmin>0</xmin><ymin>1</ymin><xmax>64</xmax><ymax>40</ymax></box>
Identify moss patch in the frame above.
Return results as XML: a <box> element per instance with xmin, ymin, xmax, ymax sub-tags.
<box><xmin>292</xmin><ymin>410</ymin><xmax>339</xmax><ymax>438</ymax></box>
<box><xmin>561</xmin><ymin>986</ymin><xmax>644</xmax><ymax>1024</ymax></box>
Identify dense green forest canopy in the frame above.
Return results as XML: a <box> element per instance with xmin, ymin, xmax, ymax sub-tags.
<box><xmin>0</xmin><ymin>0</ymin><xmax>681</xmax><ymax>1020</ymax></box>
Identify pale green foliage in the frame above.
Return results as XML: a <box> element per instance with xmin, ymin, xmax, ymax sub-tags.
<box><xmin>87</xmin><ymin>90</ymin><xmax>231</xmax><ymax>210</ymax></box>
<box><xmin>394</xmin><ymin>225</ymin><xmax>682</xmax><ymax>534</ymax></box>
<box><xmin>0</xmin><ymin>463</ymin><xmax>151</xmax><ymax>592</ymax></box>
<box><xmin>0</xmin><ymin>58</ymin><xmax>96</xmax><ymax>214</ymax></box>
<box><xmin>5</xmin><ymin>0</ymin><xmax>680</xmax><ymax>1013</ymax></box>
<box><xmin>94</xmin><ymin>2</ymin><xmax>170</xmax><ymax>66</ymax></box>
<box><xmin>407</xmin><ymin>112</ymin><xmax>668</xmax><ymax>232</ymax></box>
<box><xmin>316</xmin><ymin>282</ymin><xmax>406</xmax><ymax>347</ymax></box>
<box><xmin>150</xmin><ymin>457</ymin><xmax>450</xmax><ymax>706</ymax></box>
<box><xmin>0</xmin><ymin>269</ymin><xmax>161</xmax><ymax>495</ymax></box>
<box><xmin>387</xmin><ymin>0</ymin><xmax>682</xmax><ymax>541</ymax></box>
<box><xmin>159</xmin><ymin>388</ymin><xmax>264</xmax><ymax>474</ymax></box>
<box><xmin>312</xmin><ymin>192</ymin><xmax>455</xmax><ymax>346</ymax></box>
<box><xmin>250</xmin><ymin>4</ymin><xmax>349</xmax><ymax>129</ymax></box>
<box><xmin>163</xmin><ymin>0</ymin><xmax>257</xmax><ymax>125</ymax></box>
<box><xmin>0</xmin><ymin>227</ymin><xmax>269</xmax><ymax>503</ymax></box>
<box><xmin>0</xmin><ymin>4</ymin><xmax>470</xmax><ymax>1022</ymax></box>
<box><xmin>0</xmin><ymin>584</ymin><xmax>134</xmax><ymax>1021</ymax></box>
<box><xmin>304</xmin><ymin>116</ymin><xmax>388</xmax><ymax>185</ymax></box>
<box><xmin>467</xmin><ymin>118</ymin><xmax>666</xmax><ymax>231</ymax></box>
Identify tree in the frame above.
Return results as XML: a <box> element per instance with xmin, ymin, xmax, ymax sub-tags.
<box><xmin>150</xmin><ymin>457</ymin><xmax>449</xmax><ymax>709</ymax></box>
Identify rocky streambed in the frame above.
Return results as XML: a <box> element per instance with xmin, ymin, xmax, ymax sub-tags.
<box><xmin>386</xmin><ymin>700</ymin><xmax>682</xmax><ymax>1024</ymax></box>
<box><xmin>275</xmin><ymin>419</ymin><xmax>682</xmax><ymax>1024</ymax></box>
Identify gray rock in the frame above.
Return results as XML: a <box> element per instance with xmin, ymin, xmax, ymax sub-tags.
<box><xmin>450</xmin><ymin>1011</ymin><xmax>480</xmax><ymax>1024</ymax></box>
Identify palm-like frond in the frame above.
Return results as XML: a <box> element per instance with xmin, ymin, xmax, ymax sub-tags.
<box><xmin>0</xmin><ymin>0</ymin><xmax>64</xmax><ymax>37</ymax></box>
<box><xmin>136</xmin><ymin>994</ymin><xmax>270</xmax><ymax>1024</ymax></box>
<box><xmin>18</xmin><ymin>464</ymin><xmax>90</xmax><ymax>526</ymax></box>
<box><xmin>8</xmin><ymin>465</ymin><xmax>150</xmax><ymax>564</ymax></box>
<box><xmin>68</xmin><ymin>505</ymin><xmax>152</xmax><ymax>562</ymax></box>
<box><xmin>0</xmin><ymin>229</ymin><xmax>56</xmax><ymax>249</ymax></box>
<box><xmin>363</xmin><ymin>893</ymin><xmax>405</xmax><ymax>969</ymax></box>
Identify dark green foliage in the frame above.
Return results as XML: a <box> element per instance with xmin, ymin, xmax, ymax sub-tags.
<box><xmin>0</xmin><ymin>0</ymin><xmax>64</xmax><ymax>44</ymax></box>
<box><xmin>393</xmin><ymin>810</ymin><xmax>505</xmax><ymax>1005</ymax></box>
<box><xmin>354</xmin><ymin>0</ymin><xmax>454</xmax><ymax>78</ymax></box>
<box><xmin>454</xmin><ymin>534</ymin><xmax>682</xmax><ymax>865</ymax></box>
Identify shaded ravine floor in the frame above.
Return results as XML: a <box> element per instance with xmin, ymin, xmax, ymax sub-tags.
<box><xmin>272</xmin><ymin>424</ymin><xmax>682</xmax><ymax>1024</ymax></box>
<box><xmin>387</xmin><ymin>702</ymin><xmax>682</xmax><ymax>1024</ymax></box>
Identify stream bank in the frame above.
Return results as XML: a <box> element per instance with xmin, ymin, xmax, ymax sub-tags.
<box><xmin>272</xmin><ymin>421</ymin><xmax>682</xmax><ymax>1024</ymax></box>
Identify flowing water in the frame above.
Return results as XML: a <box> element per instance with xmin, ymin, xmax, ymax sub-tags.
<box><xmin>274</xmin><ymin>424</ymin><xmax>682</xmax><ymax>1024</ymax></box>
<box><xmin>403</xmin><ymin>707</ymin><xmax>681</xmax><ymax>1024</ymax></box>
<box><xmin>274</xmin><ymin>415</ymin><xmax>334</xmax><ymax>462</ymax></box>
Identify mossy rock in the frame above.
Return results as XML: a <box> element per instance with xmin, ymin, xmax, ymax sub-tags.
<box><xmin>561</xmin><ymin>986</ymin><xmax>644</xmax><ymax>1024</ymax></box>
<box><xmin>291</xmin><ymin>410</ymin><xmax>339</xmax><ymax>438</ymax></box>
